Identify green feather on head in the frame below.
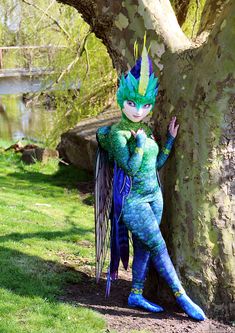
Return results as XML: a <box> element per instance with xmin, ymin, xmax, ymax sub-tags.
<box><xmin>138</xmin><ymin>34</ymin><xmax>150</xmax><ymax>96</ymax></box>
<box><xmin>116</xmin><ymin>34</ymin><xmax>159</xmax><ymax>109</ymax></box>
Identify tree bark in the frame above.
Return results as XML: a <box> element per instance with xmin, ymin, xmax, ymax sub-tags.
<box><xmin>170</xmin><ymin>0</ymin><xmax>191</xmax><ymax>26</ymax></box>
<box><xmin>156</xmin><ymin>0</ymin><xmax>235</xmax><ymax>320</ymax></box>
<box><xmin>198</xmin><ymin>0</ymin><xmax>230</xmax><ymax>36</ymax></box>
<box><xmin>57</xmin><ymin>0</ymin><xmax>235</xmax><ymax>320</ymax></box>
<box><xmin>58</xmin><ymin>0</ymin><xmax>191</xmax><ymax>73</ymax></box>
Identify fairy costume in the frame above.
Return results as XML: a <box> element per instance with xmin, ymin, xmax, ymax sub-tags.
<box><xmin>95</xmin><ymin>43</ymin><xmax>206</xmax><ymax>321</ymax></box>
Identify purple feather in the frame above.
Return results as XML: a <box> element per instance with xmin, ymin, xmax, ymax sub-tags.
<box><xmin>105</xmin><ymin>268</ymin><xmax>111</xmax><ymax>298</ymax></box>
<box><xmin>130</xmin><ymin>56</ymin><xmax>153</xmax><ymax>79</ymax></box>
<box><xmin>119</xmin><ymin>221</ymin><xmax>129</xmax><ymax>270</ymax></box>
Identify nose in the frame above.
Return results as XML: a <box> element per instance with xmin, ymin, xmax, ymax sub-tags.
<box><xmin>136</xmin><ymin>106</ymin><xmax>144</xmax><ymax>114</ymax></box>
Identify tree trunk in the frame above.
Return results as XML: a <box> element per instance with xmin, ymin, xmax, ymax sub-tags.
<box><xmin>156</xmin><ymin>0</ymin><xmax>235</xmax><ymax>320</ymax></box>
<box><xmin>57</xmin><ymin>0</ymin><xmax>235</xmax><ymax>320</ymax></box>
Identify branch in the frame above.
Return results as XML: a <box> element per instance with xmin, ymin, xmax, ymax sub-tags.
<box><xmin>35</xmin><ymin>0</ymin><xmax>56</xmax><ymax>30</ymax></box>
<box><xmin>191</xmin><ymin>0</ymin><xmax>200</xmax><ymax>38</ymax></box>
<box><xmin>171</xmin><ymin>0</ymin><xmax>191</xmax><ymax>26</ymax></box>
<box><xmin>83</xmin><ymin>38</ymin><xmax>90</xmax><ymax>80</ymax></box>
<box><xmin>198</xmin><ymin>0</ymin><xmax>231</xmax><ymax>36</ymax></box>
<box><xmin>21</xmin><ymin>0</ymin><xmax>72</xmax><ymax>40</ymax></box>
<box><xmin>50</xmin><ymin>30</ymin><xmax>91</xmax><ymax>89</ymax></box>
<box><xmin>57</xmin><ymin>0</ymin><xmax>191</xmax><ymax>73</ymax></box>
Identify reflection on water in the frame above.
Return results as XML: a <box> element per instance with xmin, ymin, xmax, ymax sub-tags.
<box><xmin>0</xmin><ymin>95</ymin><xmax>55</xmax><ymax>142</ymax></box>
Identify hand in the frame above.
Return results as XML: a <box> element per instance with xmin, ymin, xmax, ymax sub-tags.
<box><xmin>131</xmin><ymin>128</ymin><xmax>147</xmax><ymax>147</ymax></box>
<box><xmin>168</xmin><ymin>116</ymin><xmax>179</xmax><ymax>138</ymax></box>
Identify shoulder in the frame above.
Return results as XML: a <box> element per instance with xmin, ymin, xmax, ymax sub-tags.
<box><xmin>96</xmin><ymin>126</ymin><xmax>111</xmax><ymax>151</ymax></box>
<box><xmin>110</xmin><ymin>124</ymin><xmax>131</xmax><ymax>142</ymax></box>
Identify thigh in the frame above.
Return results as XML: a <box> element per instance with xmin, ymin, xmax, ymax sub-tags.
<box><xmin>122</xmin><ymin>201</ymin><xmax>165</xmax><ymax>252</ymax></box>
<box><xmin>132</xmin><ymin>233</ymin><xmax>149</xmax><ymax>253</ymax></box>
<box><xmin>150</xmin><ymin>191</ymin><xmax>163</xmax><ymax>226</ymax></box>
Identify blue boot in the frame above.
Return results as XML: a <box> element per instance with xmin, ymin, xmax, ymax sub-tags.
<box><xmin>128</xmin><ymin>236</ymin><xmax>164</xmax><ymax>313</ymax></box>
<box><xmin>128</xmin><ymin>291</ymin><xmax>164</xmax><ymax>313</ymax></box>
<box><xmin>151</xmin><ymin>246</ymin><xmax>206</xmax><ymax>321</ymax></box>
<box><xmin>175</xmin><ymin>292</ymin><xmax>206</xmax><ymax>321</ymax></box>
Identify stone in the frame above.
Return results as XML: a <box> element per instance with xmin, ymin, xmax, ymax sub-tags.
<box><xmin>57</xmin><ymin>105</ymin><xmax>121</xmax><ymax>171</ymax></box>
<box><xmin>21</xmin><ymin>148</ymin><xmax>37</xmax><ymax>164</ymax></box>
<box><xmin>35</xmin><ymin>147</ymin><xmax>59</xmax><ymax>163</ymax></box>
<box><xmin>21</xmin><ymin>147</ymin><xmax>59</xmax><ymax>164</ymax></box>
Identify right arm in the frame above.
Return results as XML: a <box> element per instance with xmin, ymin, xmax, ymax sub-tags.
<box><xmin>110</xmin><ymin>130</ymin><xmax>146</xmax><ymax>177</ymax></box>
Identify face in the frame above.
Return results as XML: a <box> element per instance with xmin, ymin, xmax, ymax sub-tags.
<box><xmin>122</xmin><ymin>100</ymin><xmax>153</xmax><ymax>122</ymax></box>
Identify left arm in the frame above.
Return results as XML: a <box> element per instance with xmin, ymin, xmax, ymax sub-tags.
<box><xmin>156</xmin><ymin>116</ymin><xmax>179</xmax><ymax>171</ymax></box>
<box><xmin>156</xmin><ymin>133</ymin><xmax>175</xmax><ymax>170</ymax></box>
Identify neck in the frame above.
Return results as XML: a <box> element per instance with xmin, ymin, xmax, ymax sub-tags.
<box><xmin>120</xmin><ymin>113</ymin><xmax>144</xmax><ymax>130</ymax></box>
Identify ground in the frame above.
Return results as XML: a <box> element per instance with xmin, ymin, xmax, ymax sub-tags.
<box><xmin>61</xmin><ymin>268</ymin><xmax>235</xmax><ymax>333</ymax></box>
<box><xmin>0</xmin><ymin>144</ymin><xmax>234</xmax><ymax>333</ymax></box>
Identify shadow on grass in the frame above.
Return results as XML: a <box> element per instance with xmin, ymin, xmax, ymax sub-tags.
<box><xmin>0</xmin><ymin>151</ymin><xmax>93</xmax><ymax>189</ymax></box>
<box><xmin>0</xmin><ymin>245</ymin><xmax>187</xmax><ymax>323</ymax></box>
<box><xmin>0</xmin><ymin>226</ymin><xmax>93</xmax><ymax>244</ymax></box>
<box><xmin>8</xmin><ymin>164</ymin><xmax>93</xmax><ymax>188</ymax></box>
<box><xmin>0</xmin><ymin>163</ymin><xmax>94</xmax><ymax>202</ymax></box>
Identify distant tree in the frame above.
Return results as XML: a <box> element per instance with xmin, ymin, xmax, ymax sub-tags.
<box><xmin>0</xmin><ymin>0</ymin><xmax>116</xmax><ymax>146</ymax></box>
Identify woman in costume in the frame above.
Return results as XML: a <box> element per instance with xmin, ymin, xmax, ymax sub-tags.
<box><xmin>95</xmin><ymin>43</ymin><xmax>206</xmax><ymax>321</ymax></box>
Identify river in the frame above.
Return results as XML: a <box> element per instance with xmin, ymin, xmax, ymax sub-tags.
<box><xmin>0</xmin><ymin>95</ymin><xmax>55</xmax><ymax>144</ymax></box>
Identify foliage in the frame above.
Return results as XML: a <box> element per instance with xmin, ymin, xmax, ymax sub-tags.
<box><xmin>170</xmin><ymin>0</ymin><xmax>207</xmax><ymax>38</ymax></box>
<box><xmin>0</xmin><ymin>0</ymin><xmax>116</xmax><ymax>147</ymax></box>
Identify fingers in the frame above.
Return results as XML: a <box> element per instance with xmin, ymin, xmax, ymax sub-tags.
<box><xmin>175</xmin><ymin>124</ymin><xmax>180</xmax><ymax>132</ymax></box>
<box><xmin>169</xmin><ymin>116</ymin><xmax>177</xmax><ymax>129</ymax></box>
<box><xmin>137</xmin><ymin>128</ymin><xmax>144</xmax><ymax>134</ymax></box>
<box><xmin>131</xmin><ymin>128</ymin><xmax>146</xmax><ymax>138</ymax></box>
<box><xmin>130</xmin><ymin>130</ymin><xmax>136</xmax><ymax>137</ymax></box>
<box><xmin>168</xmin><ymin>116</ymin><xmax>179</xmax><ymax>138</ymax></box>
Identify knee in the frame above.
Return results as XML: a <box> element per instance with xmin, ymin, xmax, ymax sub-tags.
<box><xmin>150</xmin><ymin>239</ymin><xmax>167</xmax><ymax>257</ymax></box>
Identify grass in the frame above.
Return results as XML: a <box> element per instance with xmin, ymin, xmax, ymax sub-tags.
<box><xmin>0</xmin><ymin>142</ymin><xmax>106</xmax><ymax>333</ymax></box>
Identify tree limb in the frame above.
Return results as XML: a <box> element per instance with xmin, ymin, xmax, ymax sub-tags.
<box><xmin>57</xmin><ymin>0</ymin><xmax>192</xmax><ymax>73</ymax></box>
<box><xmin>21</xmin><ymin>0</ymin><xmax>72</xmax><ymax>40</ymax></box>
<box><xmin>198</xmin><ymin>0</ymin><xmax>231</xmax><ymax>36</ymax></box>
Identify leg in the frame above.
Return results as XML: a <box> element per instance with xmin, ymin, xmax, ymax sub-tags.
<box><xmin>123</xmin><ymin>200</ymin><xmax>206</xmax><ymax>321</ymax></box>
<box><xmin>149</xmin><ymin>191</ymin><xmax>163</xmax><ymax>226</ymax></box>
<box><xmin>128</xmin><ymin>194</ymin><xmax>164</xmax><ymax>312</ymax></box>
<box><xmin>128</xmin><ymin>234</ymin><xmax>163</xmax><ymax>312</ymax></box>
<box><xmin>131</xmin><ymin>194</ymin><xmax>163</xmax><ymax>292</ymax></box>
<box><xmin>132</xmin><ymin>234</ymin><xmax>150</xmax><ymax>292</ymax></box>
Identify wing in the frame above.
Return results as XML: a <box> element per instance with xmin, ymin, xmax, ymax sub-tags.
<box><xmin>95</xmin><ymin>145</ymin><xmax>113</xmax><ymax>283</ymax></box>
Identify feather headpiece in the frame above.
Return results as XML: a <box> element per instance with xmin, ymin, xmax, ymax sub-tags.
<box><xmin>117</xmin><ymin>37</ymin><xmax>159</xmax><ymax>109</ymax></box>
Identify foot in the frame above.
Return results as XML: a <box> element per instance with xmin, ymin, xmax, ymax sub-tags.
<box><xmin>176</xmin><ymin>293</ymin><xmax>206</xmax><ymax>321</ymax></box>
<box><xmin>128</xmin><ymin>293</ymin><xmax>164</xmax><ymax>313</ymax></box>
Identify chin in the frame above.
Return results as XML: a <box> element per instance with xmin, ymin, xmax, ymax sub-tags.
<box><xmin>126</xmin><ymin>117</ymin><xmax>143</xmax><ymax>122</ymax></box>
<box><xmin>132</xmin><ymin>118</ymin><xmax>143</xmax><ymax>122</ymax></box>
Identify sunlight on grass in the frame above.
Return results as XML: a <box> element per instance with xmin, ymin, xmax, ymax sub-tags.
<box><xmin>0</xmin><ymin>149</ymin><xmax>105</xmax><ymax>332</ymax></box>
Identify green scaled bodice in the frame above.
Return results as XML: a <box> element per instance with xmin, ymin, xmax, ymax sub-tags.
<box><xmin>97</xmin><ymin>113</ymin><xmax>160</xmax><ymax>202</ymax></box>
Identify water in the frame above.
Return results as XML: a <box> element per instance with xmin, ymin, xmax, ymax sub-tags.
<box><xmin>0</xmin><ymin>95</ymin><xmax>55</xmax><ymax>143</ymax></box>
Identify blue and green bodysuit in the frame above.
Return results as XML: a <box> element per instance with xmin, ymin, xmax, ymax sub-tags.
<box><xmin>96</xmin><ymin>46</ymin><xmax>206</xmax><ymax>321</ymax></box>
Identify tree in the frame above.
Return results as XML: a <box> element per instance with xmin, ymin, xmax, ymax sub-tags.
<box><xmin>0</xmin><ymin>0</ymin><xmax>116</xmax><ymax>146</ymax></box>
<box><xmin>57</xmin><ymin>0</ymin><xmax>235</xmax><ymax>320</ymax></box>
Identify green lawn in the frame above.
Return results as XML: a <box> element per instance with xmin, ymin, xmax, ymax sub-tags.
<box><xmin>0</xmin><ymin>142</ymin><xmax>105</xmax><ymax>333</ymax></box>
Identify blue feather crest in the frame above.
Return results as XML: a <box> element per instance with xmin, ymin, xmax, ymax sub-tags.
<box><xmin>116</xmin><ymin>50</ymin><xmax>159</xmax><ymax>109</ymax></box>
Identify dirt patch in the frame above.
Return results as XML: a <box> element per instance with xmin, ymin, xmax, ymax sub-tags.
<box><xmin>59</xmin><ymin>268</ymin><xmax>234</xmax><ymax>333</ymax></box>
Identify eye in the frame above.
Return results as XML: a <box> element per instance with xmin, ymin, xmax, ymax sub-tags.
<box><xmin>143</xmin><ymin>104</ymin><xmax>151</xmax><ymax>109</ymax></box>
<box><xmin>126</xmin><ymin>100</ymin><xmax>136</xmax><ymax>107</ymax></box>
